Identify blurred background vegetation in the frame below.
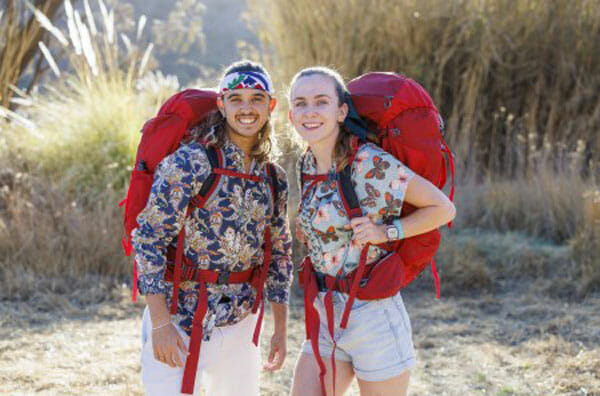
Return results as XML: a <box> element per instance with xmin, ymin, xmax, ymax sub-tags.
<box><xmin>0</xmin><ymin>0</ymin><xmax>598</xmax><ymax>302</ymax></box>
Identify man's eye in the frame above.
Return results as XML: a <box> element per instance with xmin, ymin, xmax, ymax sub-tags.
<box><xmin>295</xmin><ymin>102</ymin><xmax>305</xmax><ymax>107</ymax></box>
<box><xmin>317</xmin><ymin>100</ymin><xmax>328</xmax><ymax>106</ymax></box>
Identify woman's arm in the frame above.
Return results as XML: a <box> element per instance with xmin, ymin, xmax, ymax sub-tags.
<box><xmin>396</xmin><ymin>173</ymin><xmax>456</xmax><ymax>238</ymax></box>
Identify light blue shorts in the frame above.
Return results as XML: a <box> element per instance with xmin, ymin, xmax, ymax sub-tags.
<box><xmin>301</xmin><ymin>291</ymin><xmax>416</xmax><ymax>382</ymax></box>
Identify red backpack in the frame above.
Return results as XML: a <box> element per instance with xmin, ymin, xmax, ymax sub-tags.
<box><xmin>298</xmin><ymin>72</ymin><xmax>455</xmax><ymax>396</ymax></box>
<box><xmin>119</xmin><ymin>89</ymin><xmax>279</xmax><ymax>394</ymax></box>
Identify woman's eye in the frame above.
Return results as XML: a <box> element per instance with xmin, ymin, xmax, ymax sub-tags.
<box><xmin>295</xmin><ymin>102</ymin><xmax>305</xmax><ymax>107</ymax></box>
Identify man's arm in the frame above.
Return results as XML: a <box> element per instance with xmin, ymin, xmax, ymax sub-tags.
<box><xmin>264</xmin><ymin>302</ymin><xmax>288</xmax><ymax>371</ymax></box>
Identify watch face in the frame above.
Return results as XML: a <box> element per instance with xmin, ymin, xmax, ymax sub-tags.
<box><xmin>386</xmin><ymin>226</ymin><xmax>399</xmax><ymax>240</ymax></box>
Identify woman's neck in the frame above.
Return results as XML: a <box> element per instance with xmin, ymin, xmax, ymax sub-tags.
<box><xmin>309</xmin><ymin>132</ymin><xmax>338</xmax><ymax>174</ymax></box>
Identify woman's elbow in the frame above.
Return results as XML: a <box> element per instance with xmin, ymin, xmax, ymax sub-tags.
<box><xmin>443</xmin><ymin>201</ymin><xmax>456</xmax><ymax>224</ymax></box>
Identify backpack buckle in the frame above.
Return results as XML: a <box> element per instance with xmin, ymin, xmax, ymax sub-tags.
<box><xmin>384</xmin><ymin>96</ymin><xmax>394</xmax><ymax>108</ymax></box>
<box><xmin>216</xmin><ymin>271</ymin><xmax>230</xmax><ymax>285</ymax></box>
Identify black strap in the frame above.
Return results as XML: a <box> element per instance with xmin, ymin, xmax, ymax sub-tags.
<box><xmin>266</xmin><ymin>163</ymin><xmax>279</xmax><ymax>219</ymax></box>
<box><xmin>338</xmin><ymin>164</ymin><xmax>361</xmax><ymax>214</ymax></box>
<box><xmin>197</xmin><ymin>145</ymin><xmax>220</xmax><ymax>198</ymax></box>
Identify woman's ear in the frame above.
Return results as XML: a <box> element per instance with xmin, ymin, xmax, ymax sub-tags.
<box><xmin>338</xmin><ymin>102</ymin><xmax>349</xmax><ymax>123</ymax></box>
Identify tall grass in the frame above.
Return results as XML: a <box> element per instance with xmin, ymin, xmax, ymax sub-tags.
<box><xmin>248</xmin><ymin>0</ymin><xmax>600</xmax><ymax>293</ymax></box>
<box><xmin>0</xmin><ymin>1</ymin><xmax>178</xmax><ymax>296</ymax></box>
<box><xmin>1</xmin><ymin>0</ymin><xmax>177</xmax><ymax>195</ymax></box>
<box><xmin>248</xmin><ymin>0</ymin><xmax>600</xmax><ymax>177</ymax></box>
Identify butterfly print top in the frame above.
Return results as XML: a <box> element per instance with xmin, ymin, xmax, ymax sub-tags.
<box><xmin>297</xmin><ymin>143</ymin><xmax>415</xmax><ymax>277</ymax></box>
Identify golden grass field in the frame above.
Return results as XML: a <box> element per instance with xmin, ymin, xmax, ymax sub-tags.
<box><xmin>1</xmin><ymin>278</ymin><xmax>599</xmax><ymax>395</ymax></box>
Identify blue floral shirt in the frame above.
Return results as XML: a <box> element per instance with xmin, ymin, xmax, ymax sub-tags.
<box><xmin>297</xmin><ymin>143</ymin><xmax>415</xmax><ymax>276</ymax></box>
<box><xmin>132</xmin><ymin>138</ymin><xmax>293</xmax><ymax>339</ymax></box>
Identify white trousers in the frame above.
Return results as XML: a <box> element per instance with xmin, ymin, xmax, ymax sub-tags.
<box><xmin>141</xmin><ymin>307</ymin><xmax>261</xmax><ymax>396</ymax></box>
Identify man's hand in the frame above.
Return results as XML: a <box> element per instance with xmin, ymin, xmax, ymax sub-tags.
<box><xmin>152</xmin><ymin>323</ymin><xmax>188</xmax><ymax>368</ymax></box>
<box><xmin>264</xmin><ymin>302</ymin><xmax>288</xmax><ymax>371</ymax></box>
<box><xmin>263</xmin><ymin>329</ymin><xmax>287</xmax><ymax>371</ymax></box>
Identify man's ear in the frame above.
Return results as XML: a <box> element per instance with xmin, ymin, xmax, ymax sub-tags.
<box><xmin>269</xmin><ymin>97</ymin><xmax>278</xmax><ymax>112</ymax></box>
<box><xmin>288</xmin><ymin>109</ymin><xmax>293</xmax><ymax>123</ymax></box>
<box><xmin>216</xmin><ymin>95</ymin><xmax>225</xmax><ymax>116</ymax></box>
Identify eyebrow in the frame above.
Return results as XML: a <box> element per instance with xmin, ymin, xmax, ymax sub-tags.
<box><xmin>293</xmin><ymin>94</ymin><xmax>332</xmax><ymax>101</ymax></box>
<box><xmin>225</xmin><ymin>92</ymin><xmax>268</xmax><ymax>100</ymax></box>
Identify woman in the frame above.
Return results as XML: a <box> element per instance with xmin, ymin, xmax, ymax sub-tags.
<box><xmin>288</xmin><ymin>67</ymin><xmax>456</xmax><ymax>396</ymax></box>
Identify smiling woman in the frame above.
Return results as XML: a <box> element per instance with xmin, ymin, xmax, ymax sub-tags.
<box><xmin>287</xmin><ymin>66</ymin><xmax>455</xmax><ymax>396</ymax></box>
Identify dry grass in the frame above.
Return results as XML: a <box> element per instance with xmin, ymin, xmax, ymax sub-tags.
<box><xmin>0</xmin><ymin>172</ymin><xmax>129</xmax><ymax>300</ymax></box>
<box><xmin>1</xmin><ymin>288</ymin><xmax>598</xmax><ymax>395</ymax></box>
<box><xmin>248</xmin><ymin>0</ymin><xmax>600</xmax><ymax>177</ymax></box>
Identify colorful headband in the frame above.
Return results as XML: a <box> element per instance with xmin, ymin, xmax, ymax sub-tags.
<box><xmin>218</xmin><ymin>71</ymin><xmax>274</xmax><ymax>95</ymax></box>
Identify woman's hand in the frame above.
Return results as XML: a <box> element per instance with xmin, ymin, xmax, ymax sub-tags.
<box><xmin>152</xmin><ymin>323</ymin><xmax>188</xmax><ymax>368</ymax></box>
<box><xmin>347</xmin><ymin>216</ymin><xmax>387</xmax><ymax>245</ymax></box>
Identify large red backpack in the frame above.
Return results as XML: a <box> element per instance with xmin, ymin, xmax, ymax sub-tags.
<box><xmin>298</xmin><ymin>72</ymin><xmax>455</xmax><ymax>396</ymax></box>
<box><xmin>119</xmin><ymin>89</ymin><xmax>279</xmax><ymax>394</ymax></box>
<box><xmin>346</xmin><ymin>72</ymin><xmax>455</xmax><ymax>293</ymax></box>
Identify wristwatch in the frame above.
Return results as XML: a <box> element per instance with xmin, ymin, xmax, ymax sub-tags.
<box><xmin>385</xmin><ymin>224</ymin><xmax>399</xmax><ymax>241</ymax></box>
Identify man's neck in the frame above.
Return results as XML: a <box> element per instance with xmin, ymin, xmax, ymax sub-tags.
<box><xmin>225</xmin><ymin>126</ymin><xmax>258</xmax><ymax>171</ymax></box>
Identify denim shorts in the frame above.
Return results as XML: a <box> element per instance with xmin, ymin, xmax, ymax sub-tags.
<box><xmin>301</xmin><ymin>291</ymin><xmax>416</xmax><ymax>382</ymax></box>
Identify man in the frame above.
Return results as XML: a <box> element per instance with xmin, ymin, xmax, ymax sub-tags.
<box><xmin>132</xmin><ymin>60</ymin><xmax>292</xmax><ymax>395</ymax></box>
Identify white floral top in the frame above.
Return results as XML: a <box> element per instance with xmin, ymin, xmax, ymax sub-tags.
<box><xmin>297</xmin><ymin>143</ymin><xmax>415</xmax><ymax>276</ymax></box>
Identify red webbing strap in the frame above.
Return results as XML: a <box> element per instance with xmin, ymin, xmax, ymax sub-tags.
<box><xmin>212</xmin><ymin>167</ymin><xmax>263</xmax><ymax>182</ymax></box>
<box><xmin>302</xmin><ymin>258</ymin><xmax>328</xmax><ymax>396</ymax></box>
<box><xmin>339</xmin><ymin>244</ymin><xmax>370</xmax><ymax>329</ymax></box>
<box><xmin>132</xmin><ymin>260</ymin><xmax>138</xmax><ymax>302</ymax></box>
<box><xmin>181</xmin><ymin>281</ymin><xmax>208</xmax><ymax>394</ymax></box>
<box><xmin>252</xmin><ymin>227</ymin><xmax>272</xmax><ymax>346</ymax></box>
<box><xmin>169</xmin><ymin>226</ymin><xmax>187</xmax><ymax>315</ymax></box>
<box><xmin>324</xmin><ymin>290</ymin><xmax>337</xmax><ymax>396</ymax></box>
<box><xmin>431</xmin><ymin>259</ymin><xmax>441</xmax><ymax>299</ymax></box>
<box><xmin>441</xmin><ymin>140</ymin><xmax>455</xmax><ymax>228</ymax></box>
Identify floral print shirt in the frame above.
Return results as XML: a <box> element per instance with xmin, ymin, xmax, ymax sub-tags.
<box><xmin>297</xmin><ymin>143</ymin><xmax>415</xmax><ymax>277</ymax></box>
<box><xmin>132</xmin><ymin>138</ymin><xmax>293</xmax><ymax>339</ymax></box>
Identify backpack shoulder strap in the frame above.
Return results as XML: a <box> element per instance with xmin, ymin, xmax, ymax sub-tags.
<box><xmin>337</xmin><ymin>164</ymin><xmax>362</xmax><ymax>219</ymax></box>
<box><xmin>266</xmin><ymin>163</ymin><xmax>280</xmax><ymax>219</ymax></box>
<box><xmin>193</xmin><ymin>145</ymin><xmax>223</xmax><ymax>207</ymax></box>
<box><xmin>337</xmin><ymin>140</ymin><xmax>363</xmax><ymax>219</ymax></box>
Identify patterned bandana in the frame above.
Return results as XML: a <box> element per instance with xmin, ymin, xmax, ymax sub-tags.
<box><xmin>218</xmin><ymin>71</ymin><xmax>274</xmax><ymax>95</ymax></box>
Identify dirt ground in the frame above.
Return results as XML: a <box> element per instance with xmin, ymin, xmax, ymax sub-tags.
<box><xmin>1</xmin><ymin>283</ymin><xmax>599</xmax><ymax>396</ymax></box>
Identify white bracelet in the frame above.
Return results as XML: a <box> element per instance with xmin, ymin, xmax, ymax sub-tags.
<box><xmin>152</xmin><ymin>321</ymin><xmax>171</xmax><ymax>331</ymax></box>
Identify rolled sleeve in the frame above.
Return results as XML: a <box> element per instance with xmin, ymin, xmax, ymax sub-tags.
<box><xmin>264</xmin><ymin>166</ymin><xmax>293</xmax><ymax>304</ymax></box>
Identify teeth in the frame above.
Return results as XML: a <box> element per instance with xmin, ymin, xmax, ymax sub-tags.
<box><xmin>238</xmin><ymin>116</ymin><xmax>257</xmax><ymax>125</ymax></box>
<box><xmin>303</xmin><ymin>123</ymin><xmax>321</xmax><ymax>129</ymax></box>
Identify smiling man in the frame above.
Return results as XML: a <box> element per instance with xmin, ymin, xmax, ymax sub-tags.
<box><xmin>132</xmin><ymin>61</ymin><xmax>293</xmax><ymax>396</ymax></box>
